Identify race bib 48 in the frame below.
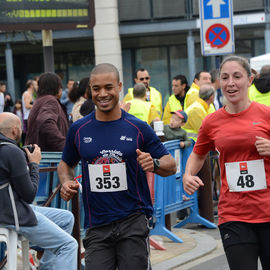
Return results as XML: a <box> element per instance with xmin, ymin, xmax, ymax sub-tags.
<box><xmin>225</xmin><ymin>159</ymin><xmax>267</xmax><ymax>192</ymax></box>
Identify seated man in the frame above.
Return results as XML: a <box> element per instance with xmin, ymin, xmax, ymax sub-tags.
<box><xmin>0</xmin><ymin>112</ymin><xmax>78</xmax><ymax>270</ymax></box>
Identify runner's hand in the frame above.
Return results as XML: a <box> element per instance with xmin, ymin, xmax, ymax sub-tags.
<box><xmin>183</xmin><ymin>174</ymin><xmax>204</xmax><ymax>195</ymax></box>
<box><xmin>255</xmin><ymin>136</ymin><xmax>270</xmax><ymax>156</ymax></box>
<box><xmin>61</xmin><ymin>181</ymin><xmax>80</xmax><ymax>201</ymax></box>
<box><xmin>136</xmin><ymin>149</ymin><xmax>154</xmax><ymax>172</ymax></box>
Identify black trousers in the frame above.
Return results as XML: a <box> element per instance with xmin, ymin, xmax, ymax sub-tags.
<box><xmin>219</xmin><ymin>221</ymin><xmax>270</xmax><ymax>270</ymax></box>
<box><xmin>83</xmin><ymin>212</ymin><xmax>151</xmax><ymax>270</ymax></box>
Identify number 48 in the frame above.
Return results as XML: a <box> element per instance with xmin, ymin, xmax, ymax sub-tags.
<box><xmin>237</xmin><ymin>175</ymin><xmax>254</xmax><ymax>188</ymax></box>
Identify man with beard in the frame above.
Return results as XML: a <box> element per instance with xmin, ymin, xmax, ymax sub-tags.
<box><xmin>162</xmin><ymin>75</ymin><xmax>189</xmax><ymax>125</ymax></box>
<box><xmin>58</xmin><ymin>63</ymin><xmax>176</xmax><ymax>270</ymax></box>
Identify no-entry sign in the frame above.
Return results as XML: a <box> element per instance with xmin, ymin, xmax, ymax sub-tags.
<box><xmin>199</xmin><ymin>0</ymin><xmax>234</xmax><ymax>56</ymax></box>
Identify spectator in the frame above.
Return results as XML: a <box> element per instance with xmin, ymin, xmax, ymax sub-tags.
<box><xmin>249</xmin><ymin>64</ymin><xmax>270</xmax><ymax>106</ymax></box>
<box><xmin>79</xmin><ymin>83</ymin><xmax>95</xmax><ymax>117</ymax></box>
<box><xmin>13</xmin><ymin>99</ymin><xmax>24</xmax><ymax>145</ymax></box>
<box><xmin>123</xmin><ymin>68</ymin><xmax>163</xmax><ymax>117</ymax></box>
<box><xmin>58</xmin><ymin>63</ymin><xmax>176</xmax><ymax>270</ymax></box>
<box><xmin>183</xmin><ymin>71</ymin><xmax>215</xmax><ymax>114</ymax></box>
<box><xmin>163</xmin><ymin>110</ymin><xmax>191</xmax><ymax>148</ymax></box>
<box><xmin>60</xmin><ymin>79</ymin><xmax>75</xmax><ymax>120</ymax></box>
<box><xmin>163</xmin><ymin>75</ymin><xmax>189</xmax><ymax>124</ymax></box>
<box><xmin>210</xmin><ymin>69</ymin><xmax>224</xmax><ymax>109</ymax></box>
<box><xmin>22</xmin><ymin>79</ymin><xmax>38</xmax><ymax>133</ymax></box>
<box><xmin>0</xmin><ymin>112</ymin><xmax>77</xmax><ymax>270</ymax></box>
<box><xmin>0</xmin><ymin>81</ymin><xmax>14</xmax><ymax>112</ymax></box>
<box><xmin>69</xmin><ymin>77</ymin><xmax>89</xmax><ymax>122</ymax></box>
<box><xmin>183</xmin><ymin>84</ymin><xmax>215</xmax><ymax>142</ymax></box>
<box><xmin>127</xmin><ymin>83</ymin><xmax>160</xmax><ymax>125</ymax></box>
<box><xmin>25</xmin><ymin>72</ymin><xmax>69</xmax><ymax>151</ymax></box>
<box><xmin>0</xmin><ymin>89</ymin><xmax>4</xmax><ymax>113</ymax></box>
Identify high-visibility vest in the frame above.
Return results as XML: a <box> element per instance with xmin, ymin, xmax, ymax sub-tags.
<box><xmin>208</xmin><ymin>103</ymin><xmax>216</xmax><ymax>114</ymax></box>
<box><xmin>162</xmin><ymin>95</ymin><xmax>182</xmax><ymax>125</ymax></box>
<box><xmin>127</xmin><ymin>99</ymin><xmax>152</xmax><ymax>124</ymax></box>
<box><xmin>249</xmin><ymin>83</ymin><xmax>270</xmax><ymax>106</ymax></box>
<box><xmin>184</xmin><ymin>83</ymin><xmax>199</xmax><ymax>110</ymax></box>
<box><xmin>183</xmin><ymin>99</ymin><xmax>208</xmax><ymax>141</ymax></box>
<box><xmin>184</xmin><ymin>83</ymin><xmax>215</xmax><ymax>114</ymax></box>
<box><xmin>125</xmin><ymin>86</ymin><xmax>162</xmax><ymax>116</ymax></box>
<box><xmin>169</xmin><ymin>95</ymin><xmax>182</xmax><ymax>111</ymax></box>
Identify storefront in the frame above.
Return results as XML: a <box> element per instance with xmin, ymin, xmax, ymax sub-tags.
<box><xmin>0</xmin><ymin>0</ymin><xmax>268</xmax><ymax>105</ymax></box>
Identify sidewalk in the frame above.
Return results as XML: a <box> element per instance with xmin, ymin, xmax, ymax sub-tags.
<box><xmin>151</xmin><ymin>228</ymin><xmax>217</xmax><ymax>270</ymax></box>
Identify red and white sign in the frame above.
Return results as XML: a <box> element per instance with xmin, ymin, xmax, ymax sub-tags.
<box><xmin>199</xmin><ymin>0</ymin><xmax>234</xmax><ymax>56</ymax></box>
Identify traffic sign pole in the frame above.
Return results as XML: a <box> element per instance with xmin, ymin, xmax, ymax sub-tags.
<box><xmin>199</xmin><ymin>0</ymin><xmax>234</xmax><ymax>56</ymax></box>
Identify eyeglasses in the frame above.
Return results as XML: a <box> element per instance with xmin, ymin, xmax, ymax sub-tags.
<box><xmin>139</xmin><ymin>77</ymin><xmax>150</xmax><ymax>81</ymax></box>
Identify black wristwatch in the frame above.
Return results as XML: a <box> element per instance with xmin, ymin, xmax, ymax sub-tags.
<box><xmin>153</xmin><ymin>158</ymin><xmax>160</xmax><ymax>172</ymax></box>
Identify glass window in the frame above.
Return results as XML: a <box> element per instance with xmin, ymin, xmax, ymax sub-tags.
<box><xmin>118</xmin><ymin>0</ymin><xmax>151</xmax><ymax>21</ymax></box>
<box><xmin>0</xmin><ymin>56</ymin><xmax>6</xmax><ymax>82</ymax></box>
<box><xmin>135</xmin><ymin>47</ymin><xmax>169</xmax><ymax>108</ymax></box>
<box><xmin>195</xmin><ymin>43</ymin><xmax>204</xmax><ymax>73</ymax></box>
<box><xmin>153</xmin><ymin>0</ymin><xmax>186</xmax><ymax>19</ymax></box>
<box><xmin>122</xmin><ymin>49</ymin><xmax>133</xmax><ymax>95</ymax></box>
<box><xmin>254</xmin><ymin>39</ymin><xmax>265</xmax><ymax>56</ymax></box>
<box><xmin>67</xmin><ymin>52</ymin><xmax>95</xmax><ymax>82</ymax></box>
<box><xmin>170</xmin><ymin>45</ymin><xmax>189</xmax><ymax>83</ymax></box>
<box><xmin>235</xmin><ymin>40</ymin><xmax>252</xmax><ymax>58</ymax></box>
<box><xmin>233</xmin><ymin>0</ymin><xmax>264</xmax><ymax>12</ymax></box>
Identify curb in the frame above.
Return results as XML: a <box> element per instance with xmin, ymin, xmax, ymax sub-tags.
<box><xmin>152</xmin><ymin>228</ymin><xmax>217</xmax><ymax>270</ymax></box>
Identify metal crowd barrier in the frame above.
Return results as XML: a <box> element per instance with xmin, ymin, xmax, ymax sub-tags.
<box><xmin>150</xmin><ymin>140</ymin><xmax>217</xmax><ymax>243</ymax></box>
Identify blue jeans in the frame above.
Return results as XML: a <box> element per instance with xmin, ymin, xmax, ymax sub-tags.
<box><xmin>3</xmin><ymin>205</ymin><xmax>78</xmax><ymax>270</ymax></box>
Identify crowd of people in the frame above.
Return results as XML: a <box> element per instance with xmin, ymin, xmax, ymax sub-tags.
<box><xmin>1</xmin><ymin>55</ymin><xmax>270</xmax><ymax>269</ymax></box>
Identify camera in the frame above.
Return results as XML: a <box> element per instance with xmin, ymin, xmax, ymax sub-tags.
<box><xmin>23</xmin><ymin>144</ymin><xmax>35</xmax><ymax>153</ymax></box>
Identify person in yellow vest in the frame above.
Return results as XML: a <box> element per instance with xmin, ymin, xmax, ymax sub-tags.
<box><xmin>184</xmin><ymin>71</ymin><xmax>212</xmax><ymax>109</ymax></box>
<box><xmin>249</xmin><ymin>65</ymin><xmax>270</xmax><ymax>106</ymax></box>
<box><xmin>123</xmin><ymin>68</ymin><xmax>163</xmax><ymax>117</ymax></box>
<box><xmin>183</xmin><ymin>85</ymin><xmax>215</xmax><ymax>142</ymax></box>
<box><xmin>162</xmin><ymin>75</ymin><xmax>189</xmax><ymax>125</ymax></box>
<box><xmin>184</xmin><ymin>71</ymin><xmax>216</xmax><ymax>114</ymax></box>
<box><xmin>127</xmin><ymin>83</ymin><xmax>160</xmax><ymax>125</ymax></box>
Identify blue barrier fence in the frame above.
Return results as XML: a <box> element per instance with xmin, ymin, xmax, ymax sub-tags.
<box><xmin>150</xmin><ymin>140</ymin><xmax>216</xmax><ymax>243</ymax></box>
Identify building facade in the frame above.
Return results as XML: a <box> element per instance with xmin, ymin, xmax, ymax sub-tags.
<box><xmin>0</xmin><ymin>0</ymin><xmax>268</xmax><ymax>106</ymax></box>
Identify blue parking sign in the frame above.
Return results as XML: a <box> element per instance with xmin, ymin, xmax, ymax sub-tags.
<box><xmin>203</xmin><ymin>0</ymin><xmax>230</xmax><ymax>19</ymax></box>
<box><xmin>199</xmin><ymin>0</ymin><xmax>234</xmax><ymax>55</ymax></box>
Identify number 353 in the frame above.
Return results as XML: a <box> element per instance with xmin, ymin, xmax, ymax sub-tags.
<box><xmin>95</xmin><ymin>176</ymin><xmax>120</xmax><ymax>189</ymax></box>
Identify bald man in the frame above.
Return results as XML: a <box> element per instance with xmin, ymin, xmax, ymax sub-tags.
<box><xmin>58</xmin><ymin>63</ymin><xmax>176</xmax><ymax>270</ymax></box>
<box><xmin>183</xmin><ymin>85</ymin><xmax>215</xmax><ymax>141</ymax></box>
<box><xmin>0</xmin><ymin>113</ymin><xmax>78</xmax><ymax>270</ymax></box>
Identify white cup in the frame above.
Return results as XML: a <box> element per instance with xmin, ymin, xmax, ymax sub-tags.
<box><xmin>153</xmin><ymin>121</ymin><xmax>164</xmax><ymax>136</ymax></box>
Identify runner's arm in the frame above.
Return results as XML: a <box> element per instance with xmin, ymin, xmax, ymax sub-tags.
<box><xmin>136</xmin><ymin>149</ymin><xmax>176</xmax><ymax>177</ymax></box>
<box><xmin>183</xmin><ymin>152</ymin><xmax>206</xmax><ymax>195</ymax></box>
<box><xmin>57</xmin><ymin>160</ymin><xmax>79</xmax><ymax>201</ymax></box>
